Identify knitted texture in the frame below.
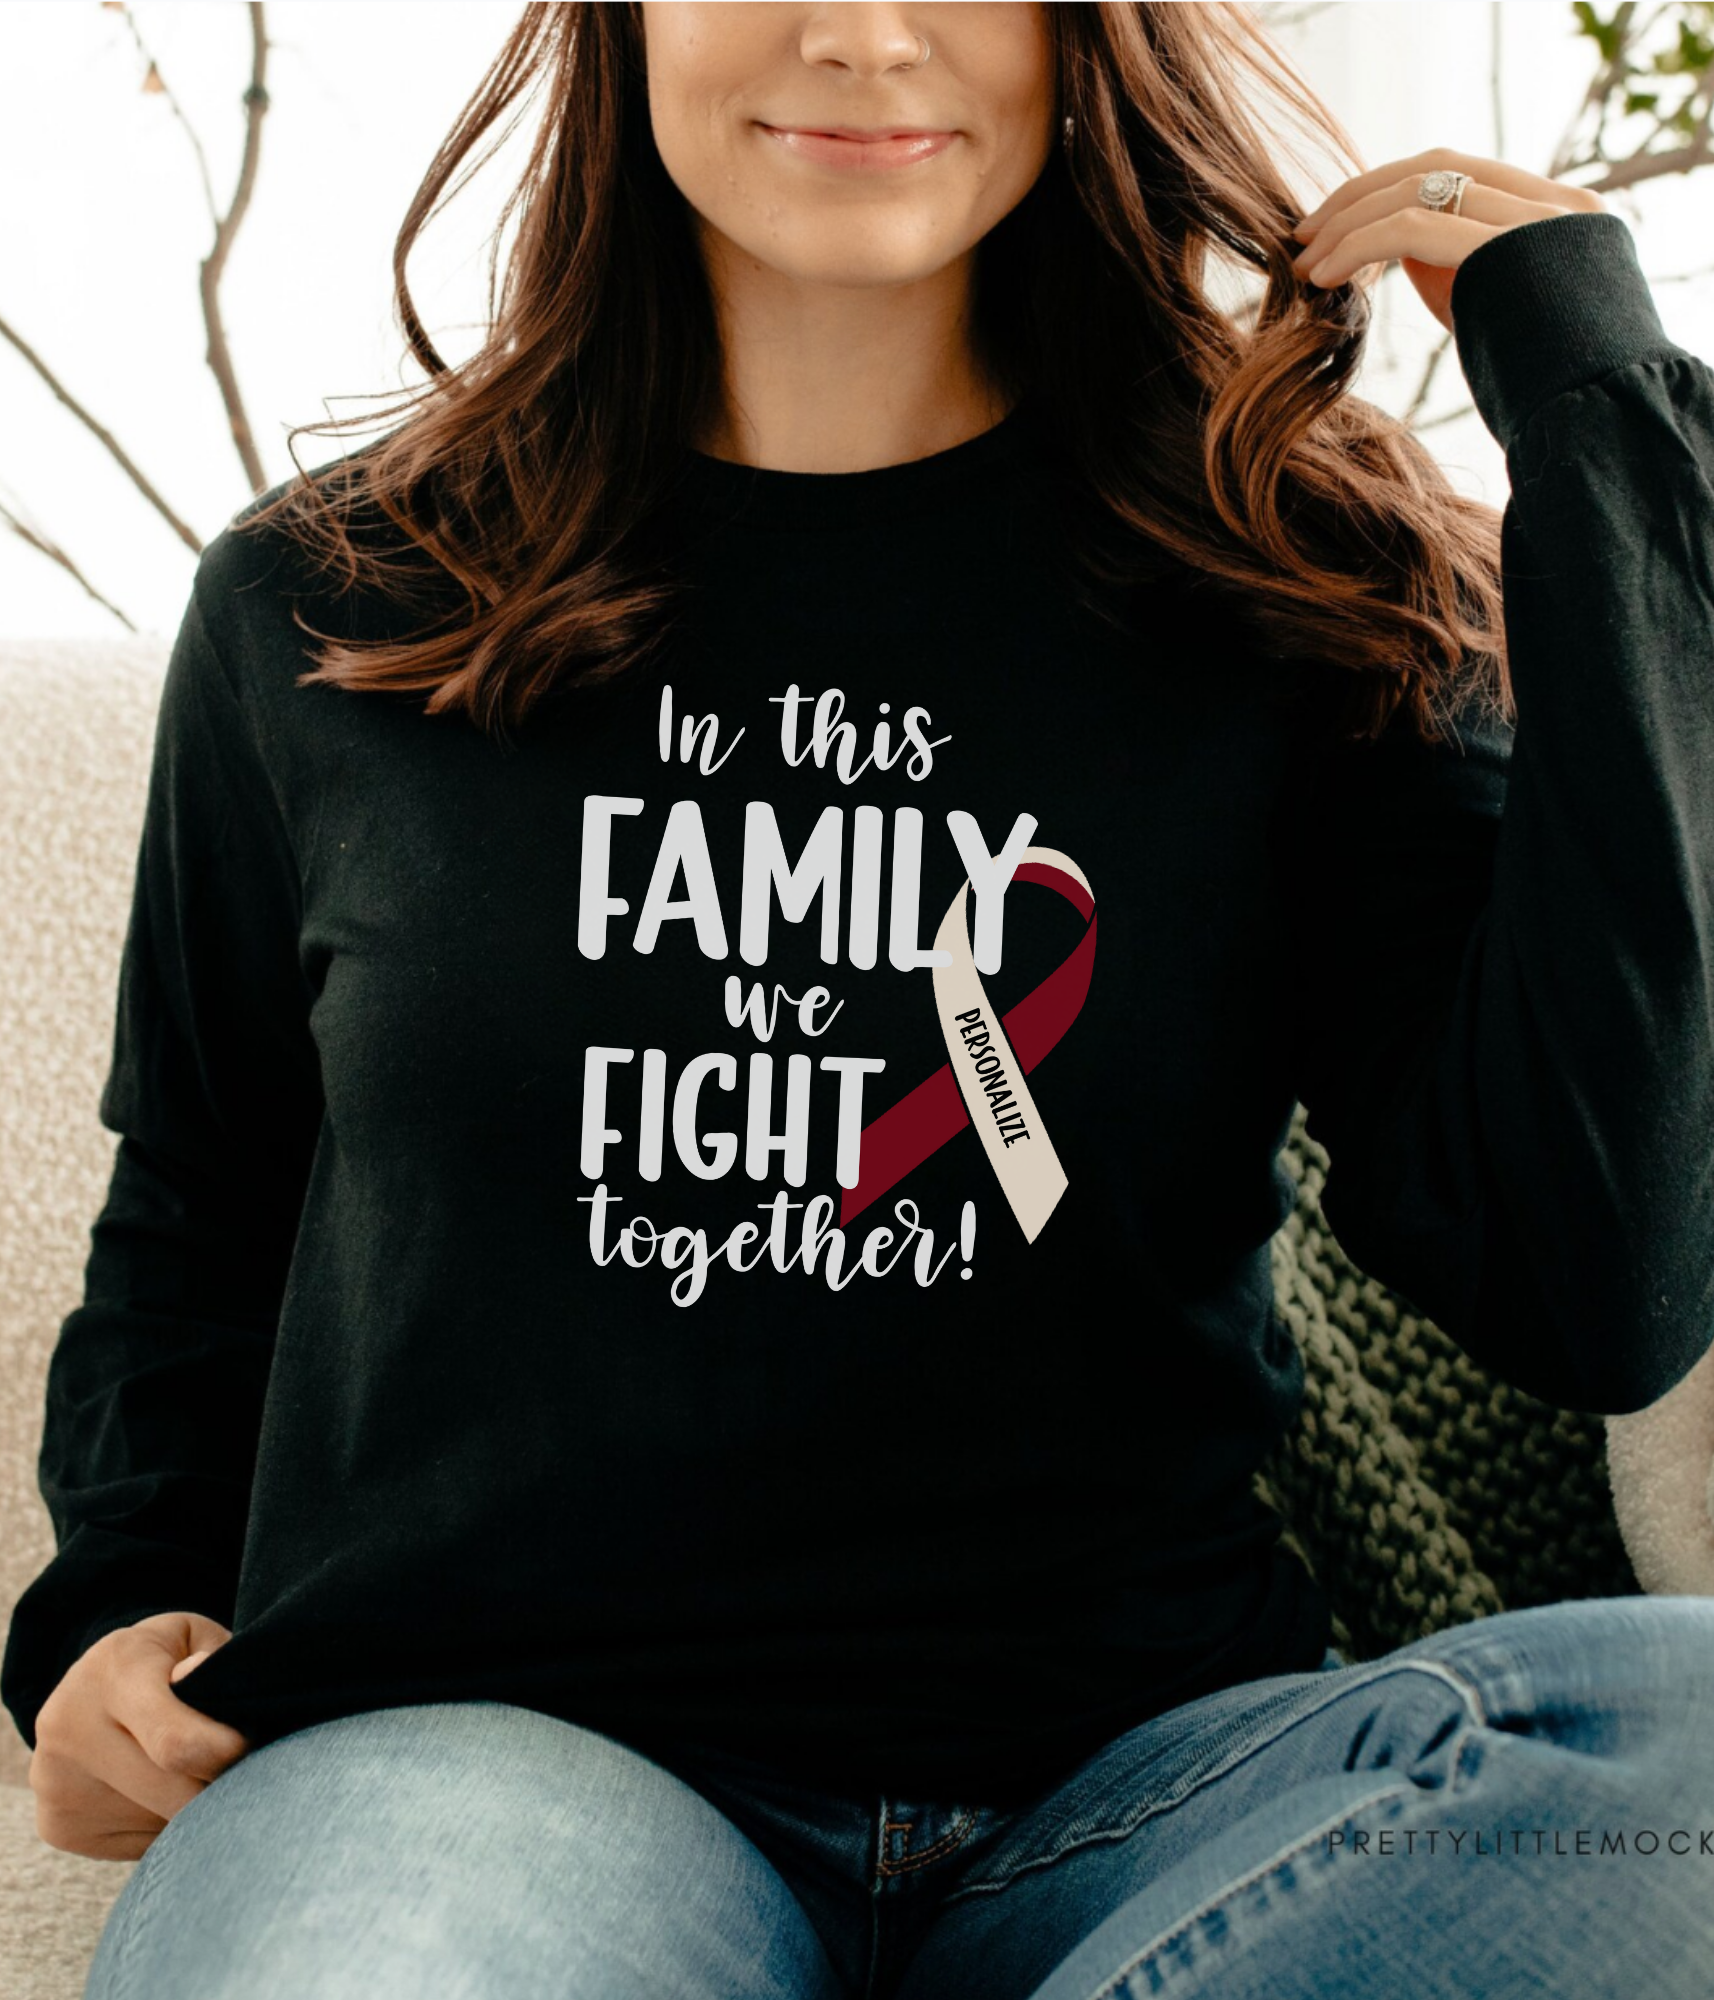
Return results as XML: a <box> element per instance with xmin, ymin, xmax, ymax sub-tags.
<box><xmin>1258</xmin><ymin>1102</ymin><xmax>1640</xmax><ymax>1662</ymax></box>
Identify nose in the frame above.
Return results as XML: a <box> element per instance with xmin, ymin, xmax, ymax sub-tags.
<box><xmin>796</xmin><ymin>4</ymin><xmax>928</xmax><ymax>82</ymax></box>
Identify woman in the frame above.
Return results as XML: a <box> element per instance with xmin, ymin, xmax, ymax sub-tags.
<box><xmin>7</xmin><ymin>3</ymin><xmax>1714</xmax><ymax>1995</ymax></box>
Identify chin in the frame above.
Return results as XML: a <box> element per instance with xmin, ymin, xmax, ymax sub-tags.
<box><xmin>755</xmin><ymin>227</ymin><xmax>962</xmax><ymax>291</ymax></box>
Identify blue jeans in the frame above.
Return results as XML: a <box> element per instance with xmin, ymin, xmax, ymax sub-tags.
<box><xmin>85</xmin><ymin>1594</ymin><xmax>1714</xmax><ymax>1999</ymax></box>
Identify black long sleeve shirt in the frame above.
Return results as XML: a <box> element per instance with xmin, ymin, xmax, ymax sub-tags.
<box><xmin>5</xmin><ymin>210</ymin><xmax>1712</xmax><ymax>1802</ymax></box>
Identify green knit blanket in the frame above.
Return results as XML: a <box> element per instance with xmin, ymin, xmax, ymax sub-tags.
<box><xmin>1257</xmin><ymin>1104</ymin><xmax>1639</xmax><ymax>1662</ymax></box>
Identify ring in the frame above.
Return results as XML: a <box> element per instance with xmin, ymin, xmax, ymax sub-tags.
<box><xmin>1417</xmin><ymin>168</ymin><xmax>1471</xmax><ymax>216</ymax></box>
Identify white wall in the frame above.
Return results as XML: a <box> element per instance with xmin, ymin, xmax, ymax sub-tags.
<box><xmin>2</xmin><ymin>0</ymin><xmax>1710</xmax><ymax>640</ymax></box>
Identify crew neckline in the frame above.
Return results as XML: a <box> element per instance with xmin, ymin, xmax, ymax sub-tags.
<box><xmin>673</xmin><ymin>394</ymin><xmax>1039</xmax><ymax>532</ymax></box>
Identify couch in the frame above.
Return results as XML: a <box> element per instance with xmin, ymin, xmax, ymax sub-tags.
<box><xmin>3</xmin><ymin>635</ymin><xmax>1710</xmax><ymax>1999</ymax></box>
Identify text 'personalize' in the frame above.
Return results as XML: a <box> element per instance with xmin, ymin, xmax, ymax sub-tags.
<box><xmin>952</xmin><ymin>1006</ymin><xmax>1031</xmax><ymax>1148</ymax></box>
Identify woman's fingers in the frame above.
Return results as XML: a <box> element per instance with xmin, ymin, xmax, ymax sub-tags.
<box><xmin>1293</xmin><ymin>175</ymin><xmax>1575</xmax><ymax>286</ymax></box>
<box><xmin>1295</xmin><ymin>147</ymin><xmax>1604</xmax><ymax>234</ymax></box>
<box><xmin>30</xmin><ymin>1613</ymin><xmax>253</xmax><ymax>1859</ymax></box>
<box><xmin>95</xmin><ymin>1704</ymin><xmax>219</xmax><ymax>1826</ymax></box>
<box><xmin>107</xmin><ymin>1630</ymin><xmax>252</xmax><ymax>1775</ymax></box>
<box><xmin>29</xmin><ymin>1734</ymin><xmax>173</xmax><ymax>1862</ymax></box>
<box><xmin>1295</xmin><ymin>173</ymin><xmax>1564</xmax><ymax>258</ymax></box>
<box><xmin>78</xmin><ymin>1623</ymin><xmax>250</xmax><ymax>1823</ymax></box>
<box><xmin>1299</xmin><ymin>207</ymin><xmax>1502</xmax><ymax>285</ymax></box>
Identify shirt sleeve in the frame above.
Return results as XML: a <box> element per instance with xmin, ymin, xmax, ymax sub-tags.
<box><xmin>1283</xmin><ymin>208</ymin><xmax>1714</xmax><ymax>1420</ymax></box>
<box><xmin>1</xmin><ymin>548</ymin><xmax>323</xmax><ymax>1752</ymax></box>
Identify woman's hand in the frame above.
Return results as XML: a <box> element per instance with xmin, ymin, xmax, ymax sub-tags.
<box><xmin>28</xmin><ymin>1610</ymin><xmax>253</xmax><ymax>1861</ymax></box>
<box><xmin>1288</xmin><ymin>148</ymin><xmax>1608</xmax><ymax>332</ymax></box>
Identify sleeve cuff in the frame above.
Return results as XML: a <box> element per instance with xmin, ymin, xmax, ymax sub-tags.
<box><xmin>1449</xmin><ymin>208</ymin><xmax>1683</xmax><ymax>452</ymax></box>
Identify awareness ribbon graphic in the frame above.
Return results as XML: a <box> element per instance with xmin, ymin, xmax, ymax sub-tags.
<box><xmin>839</xmin><ymin>847</ymin><xmax>1097</xmax><ymax>1241</ymax></box>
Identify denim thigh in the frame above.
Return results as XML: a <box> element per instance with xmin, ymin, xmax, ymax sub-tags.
<box><xmin>890</xmin><ymin>1594</ymin><xmax>1714</xmax><ymax>2000</ymax></box>
<box><xmin>81</xmin><ymin>1697</ymin><xmax>843</xmax><ymax>2000</ymax></box>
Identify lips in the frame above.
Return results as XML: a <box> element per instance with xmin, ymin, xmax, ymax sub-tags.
<box><xmin>758</xmin><ymin>124</ymin><xmax>958</xmax><ymax>171</ymax></box>
<box><xmin>787</xmin><ymin>126</ymin><xmax>945</xmax><ymax>140</ymax></box>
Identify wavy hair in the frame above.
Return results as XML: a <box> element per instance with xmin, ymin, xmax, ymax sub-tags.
<box><xmin>237</xmin><ymin>0</ymin><xmax>1511</xmax><ymax>749</ymax></box>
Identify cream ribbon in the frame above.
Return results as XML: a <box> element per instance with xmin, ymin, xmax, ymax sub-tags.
<box><xmin>929</xmin><ymin>846</ymin><xmax>1093</xmax><ymax>1243</ymax></box>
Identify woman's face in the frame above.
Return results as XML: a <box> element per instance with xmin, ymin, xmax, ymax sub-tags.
<box><xmin>638</xmin><ymin>3</ymin><xmax>1055</xmax><ymax>290</ymax></box>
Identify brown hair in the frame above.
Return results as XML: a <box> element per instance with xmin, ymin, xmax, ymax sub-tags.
<box><xmin>238</xmin><ymin>0</ymin><xmax>1510</xmax><ymax>750</ymax></box>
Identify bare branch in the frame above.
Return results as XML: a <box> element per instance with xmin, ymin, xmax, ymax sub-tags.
<box><xmin>1548</xmin><ymin>0</ymin><xmax>1640</xmax><ymax>177</ymax></box>
<box><xmin>1403</xmin><ymin>330</ymin><xmax>1456</xmax><ymax>428</ymax></box>
<box><xmin>1409</xmin><ymin>0</ymin><xmax>1510</xmax><ymax>430</ymax></box>
<box><xmin>1251</xmin><ymin>3</ymin><xmax>1343</xmax><ymax>29</ymax></box>
<box><xmin>0</xmin><ymin>312</ymin><xmax>202</xmax><ymax>552</ymax></box>
<box><xmin>1585</xmin><ymin>130</ymin><xmax>1714</xmax><ymax>190</ymax></box>
<box><xmin>200</xmin><ymin>2</ymin><xmax>271</xmax><ymax>494</ymax></box>
<box><xmin>115</xmin><ymin>1</ymin><xmax>220</xmax><ymax>230</ymax></box>
<box><xmin>0</xmin><ymin>496</ymin><xmax>137</xmax><ymax>630</ymax></box>
<box><xmin>3</xmin><ymin>0</ymin><xmax>276</xmax><ymax>605</ymax></box>
<box><xmin>1410</xmin><ymin>400</ymin><xmax>1480</xmax><ymax>435</ymax></box>
<box><xmin>1403</xmin><ymin>1</ymin><xmax>1714</xmax><ymax>434</ymax></box>
<box><xmin>1550</xmin><ymin>0</ymin><xmax>1714</xmax><ymax>183</ymax></box>
<box><xmin>1490</xmin><ymin>0</ymin><xmax>1506</xmax><ymax>158</ymax></box>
